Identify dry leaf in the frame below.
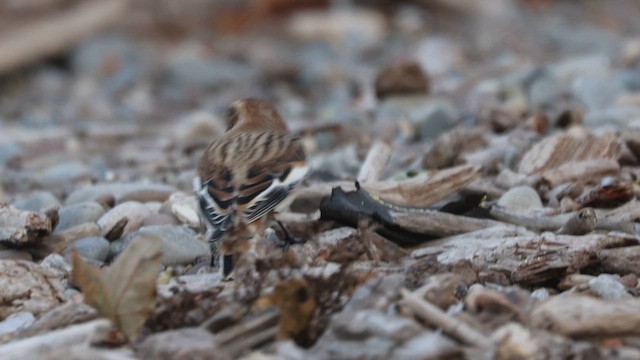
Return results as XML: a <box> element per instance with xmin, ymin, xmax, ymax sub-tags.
<box><xmin>71</xmin><ymin>234</ymin><xmax>162</xmax><ymax>341</ymax></box>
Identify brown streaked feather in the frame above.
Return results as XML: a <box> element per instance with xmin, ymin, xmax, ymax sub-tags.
<box><xmin>196</xmin><ymin>99</ymin><xmax>307</xmax><ymax>242</ymax></box>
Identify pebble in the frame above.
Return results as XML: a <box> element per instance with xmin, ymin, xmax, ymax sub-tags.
<box><xmin>497</xmin><ymin>186</ymin><xmax>544</xmax><ymax>212</ymax></box>
<box><xmin>172</xmin><ymin>110</ymin><xmax>224</xmax><ymax>143</ymax></box>
<box><xmin>308</xmin><ymin>144</ymin><xmax>361</xmax><ymax>180</ymax></box>
<box><xmin>160</xmin><ymin>192</ymin><xmax>201</xmax><ymax>228</ymax></box>
<box><xmin>38</xmin><ymin>161</ymin><xmax>94</xmax><ymax>187</ymax></box>
<box><xmin>287</xmin><ymin>8</ymin><xmax>386</xmax><ymax>50</ymax></box>
<box><xmin>40</xmin><ymin>253</ymin><xmax>72</xmax><ymax>275</ymax></box>
<box><xmin>55</xmin><ymin>202</ymin><xmax>106</xmax><ymax>233</ymax></box>
<box><xmin>12</xmin><ymin>191</ymin><xmax>60</xmax><ymax>212</ymax></box>
<box><xmin>97</xmin><ymin>201</ymin><xmax>152</xmax><ymax>238</ymax></box>
<box><xmin>589</xmin><ymin>274</ymin><xmax>631</xmax><ymax>300</ymax></box>
<box><xmin>0</xmin><ymin>249</ymin><xmax>33</xmax><ymax>261</ymax></box>
<box><xmin>65</xmin><ymin>183</ymin><xmax>176</xmax><ymax>206</ymax></box>
<box><xmin>0</xmin><ymin>312</ymin><xmax>36</xmax><ymax>337</ymax></box>
<box><xmin>64</xmin><ymin>236</ymin><xmax>111</xmax><ymax>263</ymax></box>
<box><xmin>111</xmin><ymin>225</ymin><xmax>210</xmax><ymax>265</ymax></box>
<box><xmin>414</xmin><ymin>36</ymin><xmax>464</xmax><ymax>76</ymax></box>
<box><xmin>374</xmin><ymin>60</ymin><xmax>429</xmax><ymax>100</ymax></box>
<box><xmin>391</xmin><ymin>332</ymin><xmax>458</xmax><ymax>360</ymax></box>
<box><xmin>583</xmin><ymin>105</ymin><xmax>640</xmax><ymax>129</ymax></box>
<box><xmin>143</xmin><ymin>213</ymin><xmax>180</xmax><ymax>227</ymax></box>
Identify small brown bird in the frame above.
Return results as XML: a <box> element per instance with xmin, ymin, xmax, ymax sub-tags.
<box><xmin>194</xmin><ymin>98</ymin><xmax>308</xmax><ymax>276</ymax></box>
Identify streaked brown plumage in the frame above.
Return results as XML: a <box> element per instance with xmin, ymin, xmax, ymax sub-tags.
<box><xmin>194</xmin><ymin>98</ymin><xmax>308</xmax><ymax>275</ymax></box>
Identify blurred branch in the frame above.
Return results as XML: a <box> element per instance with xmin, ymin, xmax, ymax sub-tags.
<box><xmin>0</xmin><ymin>0</ymin><xmax>129</xmax><ymax>74</ymax></box>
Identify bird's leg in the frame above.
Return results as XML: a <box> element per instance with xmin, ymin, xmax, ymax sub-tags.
<box><xmin>274</xmin><ymin>219</ymin><xmax>306</xmax><ymax>248</ymax></box>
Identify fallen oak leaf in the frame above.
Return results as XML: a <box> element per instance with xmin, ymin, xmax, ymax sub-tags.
<box><xmin>71</xmin><ymin>234</ymin><xmax>162</xmax><ymax>341</ymax></box>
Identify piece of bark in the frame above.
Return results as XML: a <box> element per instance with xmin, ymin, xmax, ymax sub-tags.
<box><xmin>598</xmin><ymin>246</ymin><xmax>640</xmax><ymax>276</ymax></box>
<box><xmin>215</xmin><ymin>308</ymin><xmax>280</xmax><ymax>358</ymax></box>
<box><xmin>0</xmin><ymin>319</ymin><xmax>112</xmax><ymax>360</ymax></box>
<box><xmin>412</xmin><ymin>231</ymin><xmax>637</xmax><ymax>286</ymax></box>
<box><xmin>531</xmin><ymin>295</ymin><xmax>640</xmax><ymax>338</ymax></box>
<box><xmin>0</xmin><ymin>260</ymin><xmax>67</xmax><ymax>319</ymax></box>
<box><xmin>540</xmin><ymin>159</ymin><xmax>620</xmax><ymax>187</ymax></box>
<box><xmin>16</xmin><ymin>301</ymin><xmax>98</xmax><ymax>339</ymax></box>
<box><xmin>518</xmin><ymin>131</ymin><xmax>621</xmax><ymax>175</ymax></box>
<box><xmin>390</xmin><ymin>210</ymin><xmax>512</xmax><ymax>238</ymax></box>
<box><xmin>0</xmin><ymin>203</ymin><xmax>57</xmax><ymax>246</ymax></box>
<box><xmin>357</xmin><ymin>141</ymin><xmax>392</xmax><ymax>183</ymax></box>
<box><xmin>0</xmin><ymin>0</ymin><xmax>129</xmax><ymax>74</ymax></box>
<box><xmin>362</xmin><ymin>164</ymin><xmax>481</xmax><ymax>208</ymax></box>
<box><xmin>400</xmin><ymin>288</ymin><xmax>492</xmax><ymax>348</ymax></box>
<box><xmin>422</xmin><ymin>126</ymin><xmax>487</xmax><ymax>170</ymax></box>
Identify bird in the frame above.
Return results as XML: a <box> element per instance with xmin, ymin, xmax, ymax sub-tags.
<box><xmin>194</xmin><ymin>98</ymin><xmax>309</xmax><ymax>277</ymax></box>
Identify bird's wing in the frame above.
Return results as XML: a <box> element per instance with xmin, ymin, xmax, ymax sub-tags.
<box><xmin>193</xmin><ymin>167</ymin><xmax>235</xmax><ymax>242</ymax></box>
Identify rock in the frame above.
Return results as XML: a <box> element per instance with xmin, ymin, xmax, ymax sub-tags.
<box><xmin>160</xmin><ymin>192</ymin><xmax>201</xmax><ymax>228</ymax></box>
<box><xmin>0</xmin><ymin>143</ymin><xmax>23</xmax><ymax>167</ymax></box>
<box><xmin>64</xmin><ymin>237</ymin><xmax>111</xmax><ymax>263</ymax></box>
<box><xmin>40</xmin><ymin>254</ymin><xmax>72</xmax><ymax>275</ymax></box>
<box><xmin>548</xmin><ymin>54</ymin><xmax>611</xmax><ymax>81</ymax></box>
<box><xmin>0</xmin><ymin>250</ymin><xmax>32</xmax><ymax>261</ymax></box>
<box><xmin>166</xmin><ymin>42</ymin><xmax>256</xmax><ymax>89</ymax></box>
<box><xmin>492</xmin><ymin>323</ymin><xmax>537</xmax><ymax>360</ymax></box>
<box><xmin>0</xmin><ymin>312</ymin><xmax>35</xmax><ymax>338</ymax></box>
<box><xmin>391</xmin><ymin>332</ymin><xmax>459</xmax><ymax>360</ymax></box>
<box><xmin>97</xmin><ymin>201</ymin><xmax>152</xmax><ymax>238</ymax></box>
<box><xmin>308</xmin><ymin>144</ymin><xmax>361</xmax><ymax>180</ymax></box>
<box><xmin>374</xmin><ymin>60</ymin><xmax>429</xmax><ymax>100</ymax></box>
<box><xmin>497</xmin><ymin>186</ymin><xmax>544</xmax><ymax>212</ymax></box>
<box><xmin>143</xmin><ymin>213</ymin><xmax>180</xmax><ymax>227</ymax></box>
<box><xmin>172</xmin><ymin>111</ymin><xmax>224</xmax><ymax>143</ymax></box>
<box><xmin>583</xmin><ymin>105</ymin><xmax>640</xmax><ymax>129</ymax></box>
<box><xmin>112</xmin><ymin>225</ymin><xmax>210</xmax><ymax>265</ymax></box>
<box><xmin>571</xmin><ymin>75</ymin><xmax>622</xmax><ymax>111</ymax></box>
<box><xmin>414</xmin><ymin>36</ymin><xmax>464</xmax><ymax>76</ymax></box>
<box><xmin>379</xmin><ymin>97</ymin><xmax>459</xmax><ymax>141</ymax></box>
<box><xmin>11</xmin><ymin>191</ymin><xmax>60</xmax><ymax>212</ymax></box>
<box><xmin>55</xmin><ymin>202</ymin><xmax>106</xmax><ymax>233</ymax></box>
<box><xmin>137</xmin><ymin>327</ymin><xmax>231</xmax><ymax>360</ymax></box>
<box><xmin>38</xmin><ymin>161</ymin><xmax>94</xmax><ymax>187</ymax></box>
<box><xmin>64</xmin><ymin>183</ymin><xmax>176</xmax><ymax>206</ymax></box>
<box><xmin>0</xmin><ymin>260</ymin><xmax>66</xmax><ymax>319</ymax></box>
<box><xmin>287</xmin><ymin>8</ymin><xmax>386</xmax><ymax>50</ymax></box>
<box><xmin>588</xmin><ymin>274</ymin><xmax>631</xmax><ymax>300</ymax></box>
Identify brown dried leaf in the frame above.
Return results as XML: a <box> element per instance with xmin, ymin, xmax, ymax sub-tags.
<box><xmin>71</xmin><ymin>234</ymin><xmax>162</xmax><ymax>341</ymax></box>
<box><xmin>518</xmin><ymin>131</ymin><xmax>621</xmax><ymax>175</ymax></box>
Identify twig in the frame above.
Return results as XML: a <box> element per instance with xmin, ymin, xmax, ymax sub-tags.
<box><xmin>400</xmin><ymin>288</ymin><xmax>492</xmax><ymax>348</ymax></box>
<box><xmin>0</xmin><ymin>0</ymin><xmax>129</xmax><ymax>74</ymax></box>
<box><xmin>357</xmin><ymin>141</ymin><xmax>392</xmax><ymax>183</ymax></box>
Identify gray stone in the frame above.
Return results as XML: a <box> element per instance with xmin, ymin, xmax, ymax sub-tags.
<box><xmin>39</xmin><ymin>161</ymin><xmax>94</xmax><ymax>186</ymax></box>
<box><xmin>12</xmin><ymin>191</ymin><xmax>60</xmax><ymax>212</ymax></box>
<box><xmin>64</xmin><ymin>183</ymin><xmax>176</xmax><ymax>206</ymax></box>
<box><xmin>40</xmin><ymin>254</ymin><xmax>72</xmax><ymax>275</ymax></box>
<box><xmin>379</xmin><ymin>97</ymin><xmax>459</xmax><ymax>141</ymax></box>
<box><xmin>589</xmin><ymin>274</ymin><xmax>631</xmax><ymax>301</ymax></box>
<box><xmin>0</xmin><ymin>312</ymin><xmax>35</xmax><ymax>337</ymax></box>
<box><xmin>583</xmin><ymin>105</ymin><xmax>640</xmax><ymax>129</ymax></box>
<box><xmin>97</xmin><ymin>201</ymin><xmax>152</xmax><ymax>238</ymax></box>
<box><xmin>56</xmin><ymin>202</ymin><xmax>105</xmax><ymax>233</ymax></box>
<box><xmin>571</xmin><ymin>75</ymin><xmax>622</xmax><ymax>110</ymax></box>
<box><xmin>497</xmin><ymin>186</ymin><xmax>543</xmax><ymax>212</ymax></box>
<box><xmin>112</xmin><ymin>225</ymin><xmax>210</xmax><ymax>265</ymax></box>
<box><xmin>143</xmin><ymin>213</ymin><xmax>180</xmax><ymax>227</ymax></box>
<box><xmin>548</xmin><ymin>54</ymin><xmax>610</xmax><ymax>81</ymax></box>
<box><xmin>414</xmin><ymin>36</ymin><xmax>464</xmax><ymax>76</ymax></box>
<box><xmin>0</xmin><ymin>143</ymin><xmax>23</xmax><ymax>166</ymax></box>
<box><xmin>391</xmin><ymin>332</ymin><xmax>459</xmax><ymax>360</ymax></box>
<box><xmin>137</xmin><ymin>327</ymin><xmax>231</xmax><ymax>360</ymax></box>
<box><xmin>64</xmin><ymin>237</ymin><xmax>111</xmax><ymax>263</ymax></box>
